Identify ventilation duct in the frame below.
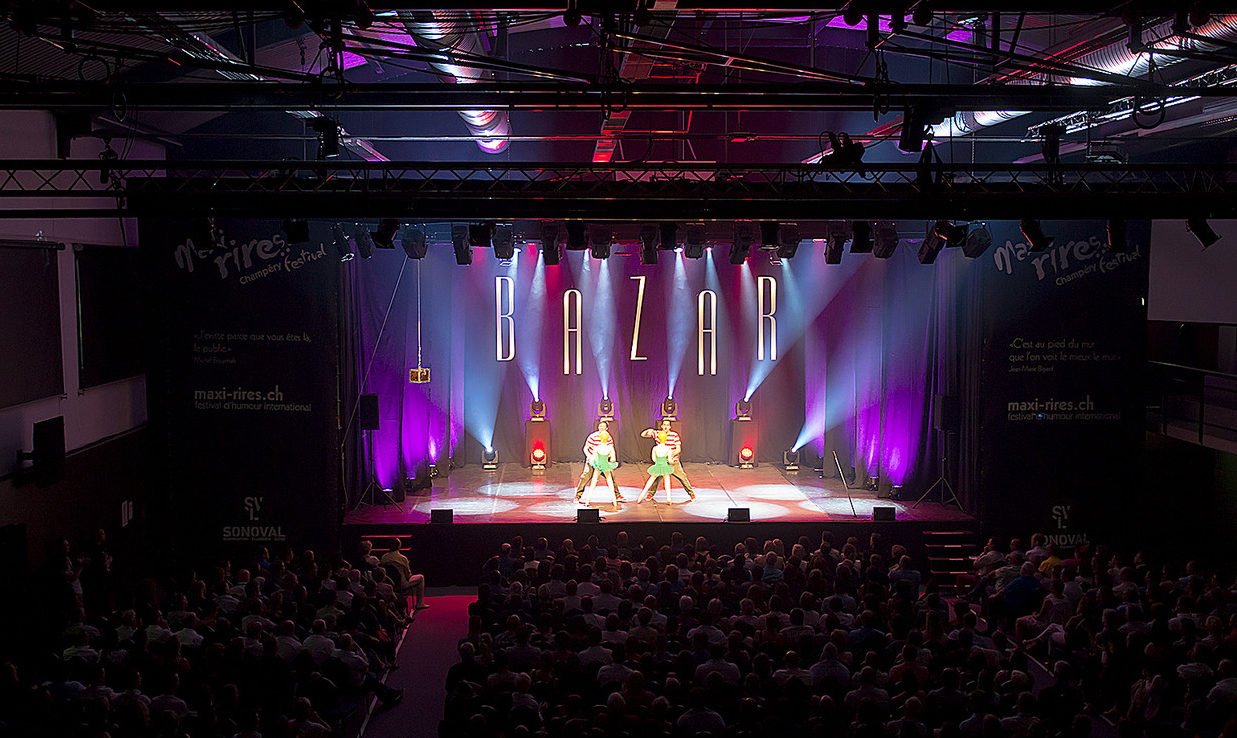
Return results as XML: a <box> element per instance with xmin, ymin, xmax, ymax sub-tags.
<box><xmin>932</xmin><ymin>14</ymin><xmax>1237</xmax><ymax>138</ymax></box>
<box><xmin>397</xmin><ymin>10</ymin><xmax>511</xmax><ymax>154</ymax></box>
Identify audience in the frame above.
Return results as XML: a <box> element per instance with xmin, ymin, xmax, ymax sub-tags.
<box><xmin>445</xmin><ymin>530</ymin><xmax>1237</xmax><ymax>738</ymax></box>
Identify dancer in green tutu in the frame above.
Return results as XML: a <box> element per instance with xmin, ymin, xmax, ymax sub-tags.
<box><xmin>580</xmin><ymin>439</ymin><xmax>621</xmax><ymax>509</ymax></box>
<box><xmin>637</xmin><ymin>441</ymin><xmax>676</xmax><ymax>503</ymax></box>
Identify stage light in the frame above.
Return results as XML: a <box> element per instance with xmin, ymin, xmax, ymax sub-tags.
<box><xmin>589</xmin><ymin>224</ymin><xmax>612</xmax><ymax>259</ymax></box>
<box><xmin>1021</xmin><ymin>219</ymin><xmax>1054</xmax><ymax>252</ymax></box>
<box><xmin>539</xmin><ymin>222</ymin><xmax>561</xmax><ymax>265</ymax></box>
<box><xmin>1187</xmin><ymin>216</ymin><xmax>1220</xmax><ymax>248</ymax></box>
<box><xmin>566</xmin><ymin>221</ymin><xmax>588</xmax><ymax>250</ymax></box>
<box><xmin>451</xmin><ymin>224</ymin><xmax>472</xmax><ymax>265</ymax></box>
<box><xmin>825</xmin><ymin>225</ymin><xmax>846</xmax><ymax>264</ymax></box>
<box><xmin>529</xmin><ymin>399</ymin><xmax>546</xmax><ymax>419</ymax></box>
<box><xmin>735</xmin><ymin>399</ymin><xmax>752</xmax><ymax>420</ymax></box>
<box><xmin>283</xmin><ymin>218</ymin><xmax>310</xmax><ymax>244</ymax></box>
<box><xmin>402</xmin><ymin>227</ymin><xmax>428</xmax><ymax>259</ymax></box>
<box><xmin>481</xmin><ymin>447</ymin><xmax>498</xmax><ymax>470</ymax></box>
<box><xmin>356</xmin><ymin>227</ymin><xmax>375</xmax><ymax>259</ymax></box>
<box><xmin>493</xmin><ymin>225</ymin><xmax>515</xmax><ymax>260</ymax></box>
<box><xmin>331</xmin><ymin>223</ymin><xmax>355</xmax><ymax>262</ymax></box>
<box><xmin>469</xmin><ymin>222</ymin><xmax>494</xmax><ymax>249</ymax></box>
<box><xmin>873</xmin><ymin>221</ymin><xmax>899</xmax><ymax>258</ymax></box>
<box><xmin>782</xmin><ymin>449</ymin><xmax>801</xmax><ymax>471</ymax></box>
<box><xmin>933</xmin><ymin>220</ymin><xmax>967</xmax><ymax>249</ymax></box>
<box><xmin>759</xmin><ymin>221</ymin><xmax>779</xmax><ymax>250</ymax></box>
<box><xmin>739</xmin><ymin>446</ymin><xmax>755</xmax><ymax>469</ymax></box>
<box><xmin>963</xmin><ymin>224</ymin><xmax>993</xmax><ymax>258</ymax></box>
<box><xmin>310</xmin><ymin>117</ymin><xmax>340</xmax><ymax>159</ymax></box>
<box><xmin>850</xmin><ymin>221</ymin><xmax>873</xmax><ymax>253</ymax></box>
<box><xmin>918</xmin><ymin>228</ymin><xmax>945</xmax><ymax>264</ymax></box>
<box><xmin>598</xmin><ymin>397</ymin><xmax>614</xmax><ymax>419</ymax></box>
<box><xmin>530</xmin><ymin>446</ymin><xmax>547</xmax><ymax>471</ymax></box>
<box><xmin>730</xmin><ymin>222</ymin><xmax>755</xmax><ymax>264</ymax></box>
<box><xmin>640</xmin><ymin>225</ymin><xmax>659</xmax><ymax>265</ymax></box>
<box><xmin>428</xmin><ymin>464</ymin><xmax>440</xmax><ymax>479</ymax></box>
<box><xmin>899</xmin><ymin>106</ymin><xmax>927</xmax><ymax>153</ymax></box>
<box><xmin>661</xmin><ymin>396</ymin><xmax>677</xmax><ymax>418</ymax></box>
<box><xmin>867</xmin><ymin>475</ymin><xmax>880</xmax><ymax>491</ymax></box>
<box><xmin>776</xmin><ymin>223</ymin><xmax>801</xmax><ymax>259</ymax></box>
<box><xmin>659</xmin><ymin>222</ymin><xmax>678</xmax><ymax>250</ymax></box>
<box><xmin>1106</xmin><ymin>218</ymin><xmax>1127</xmax><ymax>252</ymax></box>
<box><xmin>372</xmin><ymin>219</ymin><xmax>400</xmax><ymax>250</ymax></box>
<box><xmin>684</xmin><ymin>223</ymin><xmax>708</xmax><ymax>259</ymax></box>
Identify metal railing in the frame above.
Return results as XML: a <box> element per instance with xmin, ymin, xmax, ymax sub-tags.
<box><xmin>1147</xmin><ymin>361</ymin><xmax>1237</xmax><ymax>447</ymax></box>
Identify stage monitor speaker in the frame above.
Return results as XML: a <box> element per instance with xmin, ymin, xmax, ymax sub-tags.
<box><xmin>576</xmin><ymin>509</ymin><xmax>600</xmax><ymax>524</ymax></box>
<box><xmin>727</xmin><ymin>507</ymin><xmax>751</xmax><ymax>522</ymax></box>
<box><xmin>359</xmin><ymin>394</ymin><xmax>380</xmax><ymax>430</ymax></box>
<box><xmin>873</xmin><ymin>506</ymin><xmax>896</xmax><ymax>521</ymax></box>
<box><xmin>430</xmin><ymin>509</ymin><xmax>453</xmax><ymax>524</ymax></box>
<box><xmin>932</xmin><ymin>394</ymin><xmax>957</xmax><ymax>431</ymax></box>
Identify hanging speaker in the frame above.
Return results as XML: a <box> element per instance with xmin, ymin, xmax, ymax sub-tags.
<box><xmin>932</xmin><ymin>394</ymin><xmax>957</xmax><ymax>431</ymax></box>
<box><xmin>359</xmin><ymin>394</ymin><xmax>380</xmax><ymax>430</ymax></box>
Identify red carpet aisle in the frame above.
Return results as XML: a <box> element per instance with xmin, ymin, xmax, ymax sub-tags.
<box><xmin>365</xmin><ymin>589</ymin><xmax>475</xmax><ymax>738</ymax></box>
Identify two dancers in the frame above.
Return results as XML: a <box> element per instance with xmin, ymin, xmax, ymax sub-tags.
<box><xmin>574</xmin><ymin>417</ymin><xmax>695</xmax><ymax>507</ymax></box>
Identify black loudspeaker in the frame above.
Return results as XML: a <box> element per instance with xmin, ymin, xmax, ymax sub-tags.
<box><xmin>576</xmin><ymin>509</ymin><xmax>600</xmax><ymax>524</ymax></box>
<box><xmin>873</xmin><ymin>506</ymin><xmax>896</xmax><ymax>521</ymax></box>
<box><xmin>430</xmin><ymin>509</ymin><xmax>453</xmax><ymax>524</ymax></box>
<box><xmin>359</xmin><ymin>394</ymin><xmax>380</xmax><ymax>430</ymax></box>
<box><xmin>31</xmin><ymin>416</ymin><xmax>65</xmax><ymax>486</ymax></box>
<box><xmin>932</xmin><ymin>394</ymin><xmax>957</xmax><ymax>431</ymax></box>
<box><xmin>727</xmin><ymin>507</ymin><xmax>751</xmax><ymax>522</ymax></box>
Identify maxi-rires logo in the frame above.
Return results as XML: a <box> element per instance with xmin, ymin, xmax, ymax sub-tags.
<box><xmin>222</xmin><ymin>495</ymin><xmax>286</xmax><ymax>542</ymax></box>
<box><xmin>991</xmin><ymin>235</ymin><xmax>1142</xmax><ymax>286</ymax></box>
<box><xmin>173</xmin><ymin>227</ymin><xmax>329</xmax><ymax>285</ymax></box>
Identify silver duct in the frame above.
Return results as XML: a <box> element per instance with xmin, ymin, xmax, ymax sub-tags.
<box><xmin>397</xmin><ymin>10</ymin><xmax>511</xmax><ymax>154</ymax></box>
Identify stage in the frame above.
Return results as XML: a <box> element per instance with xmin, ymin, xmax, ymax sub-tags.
<box><xmin>344</xmin><ymin>462</ymin><xmax>974</xmax><ymax>525</ymax></box>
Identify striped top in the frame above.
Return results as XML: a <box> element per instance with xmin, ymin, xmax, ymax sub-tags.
<box><xmin>652</xmin><ymin>429</ymin><xmax>682</xmax><ymax>460</ymax></box>
<box><xmin>583</xmin><ymin>430</ymin><xmax>614</xmax><ymax>458</ymax></box>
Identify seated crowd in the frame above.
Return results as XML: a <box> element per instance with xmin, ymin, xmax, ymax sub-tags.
<box><xmin>0</xmin><ymin>534</ymin><xmax>422</xmax><ymax>738</ymax></box>
<box><xmin>445</xmin><ymin>530</ymin><xmax>1237</xmax><ymax>738</ymax></box>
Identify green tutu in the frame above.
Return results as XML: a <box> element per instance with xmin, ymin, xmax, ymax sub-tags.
<box><xmin>647</xmin><ymin>449</ymin><xmax>674</xmax><ymax>476</ymax></box>
<box><xmin>591</xmin><ymin>451</ymin><xmax>617</xmax><ymax>473</ymax></box>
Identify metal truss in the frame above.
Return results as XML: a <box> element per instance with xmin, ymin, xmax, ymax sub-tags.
<box><xmin>2</xmin><ymin>160</ymin><xmax>1235</xmax><ymax>220</ymax></box>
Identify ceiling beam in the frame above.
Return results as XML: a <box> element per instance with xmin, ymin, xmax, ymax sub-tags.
<box><xmin>39</xmin><ymin>3</ymin><xmax>1237</xmax><ymax>13</ymax></box>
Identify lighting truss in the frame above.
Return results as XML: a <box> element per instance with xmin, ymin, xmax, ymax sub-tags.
<box><xmin>2</xmin><ymin>161</ymin><xmax>1236</xmax><ymax>220</ymax></box>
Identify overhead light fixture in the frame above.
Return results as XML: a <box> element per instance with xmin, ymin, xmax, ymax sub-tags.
<box><xmin>598</xmin><ymin>397</ymin><xmax>614</xmax><ymax>419</ymax></box>
<box><xmin>684</xmin><ymin>223</ymin><xmax>707</xmax><ymax>259</ymax></box>
<box><xmin>782</xmin><ymin>449</ymin><xmax>801</xmax><ymax>471</ymax></box>
<box><xmin>402</xmin><ymin>226</ymin><xmax>427</xmax><ymax>259</ymax></box>
<box><xmin>481</xmin><ymin>447</ymin><xmax>499</xmax><ymax>471</ymax></box>
<box><xmin>899</xmin><ymin>106</ymin><xmax>927</xmax><ymax>153</ymax></box>
<box><xmin>825</xmin><ymin>223</ymin><xmax>847</xmax><ymax>264</ymax></box>
<box><xmin>372</xmin><ymin>219</ymin><xmax>400</xmax><ymax>250</ymax></box>
<box><xmin>331</xmin><ymin>224</ymin><xmax>354</xmax><ymax>262</ymax></box>
<box><xmin>661</xmin><ymin>396</ymin><xmax>677</xmax><ymax>418</ymax></box>
<box><xmin>493</xmin><ymin>225</ymin><xmax>515</xmax><ymax>260</ymax></box>
<box><xmin>850</xmin><ymin>221</ymin><xmax>873</xmax><ymax>253</ymax></box>
<box><xmin>640</xmin><ymin>225</ymin><xmax>658</xmax><ymax>265</ymax></box>
<box><xmin>1020</xmin><ymin>219</ymin><xmax>1054</xmax><ymax>252</ymax></box>
<box><xmin>1106</xmin><ymin>218</ymin><xmax>1127</xmax><ymax>253</ymax></box>
<box><xmin>933</xmin><ymin>220</ymin><xmax>968</xmax><ymax>249</ymax></box>
<box><xmin>540</xmin><ymin>222</ymin><xmax>561</xmax><ymax>265</ymax></box>
<box><xmin>962</xmin><ymin>224</ymin><xmax>993</xmax><ymax>258</ymax></box>
<box><xmin>1187</xmin><ymin>216</ymin><xmax>1220</xmax><ymax>248</ymax></box>
<box><xmin>918</xmin><ymin>227</ymin><xmax>945</xmax><ymax>264</ymax></box>
<box><xmin>776</xmin><ymin>223</ymin><xmax>801</xmax><ymax>259</ymax></box>
<box><xmin>588</xmin><ymin>224</ymin><xmax>612</xmax><ymax>259</ymax></box>
<box><xmin>658</xmin><ymin>222</ymin><xmax>678</xmax><ymax>251</ymax></box>
<box><xmin>310</xmin><ymin>117</ymin><xmax>340</xmax><ymax>159</ymax></box>
<box><xmin>566</xmin><ymin>222</ymin><xmax>588</xmax><ymax>250</ymax></box>
<box><xmin>451</xmin><ymin>224</ymin><xmax>472</xmax><ymax>265</ymax></box>
<box><xmin>759</xmin><ymin>221</ymin><xmax>779</xmax><ymax>251</ymax></box>
<box><xmin>735</xmin><ymin>399</ymin><xmax>752</xmax><ymax>420</ymax></box>
<box><xmin>730</xmin><ymin>222</ymin><xmax>755</xmax><ymax>264</ymax></box>
<box><xmin>283</xmin><ymin>218</ymin><xmax>311</xmax><ymax>244</ymax></box>
<box><xmin>355</xmin><ymin>227</ymin><xmax>375</xmax><ymax>259</ymax></box>
<box><xmin>529</xmin><ymin>399</ymin><xmax>546</xmax><ymax>419</ymax></box>
<box><xmin>469</xmin><ymin>222</ymin><xmax>494</xmax><ymax>249</ymax></box>
<box><xmin>873</xmin><ymin>221</ymin><xmax>899</xmax><ymax>259</ymax></box>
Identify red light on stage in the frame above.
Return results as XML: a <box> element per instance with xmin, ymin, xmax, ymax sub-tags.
<box><xmin>531</xmin><ymin>445</ymin><xmax>547</xmax><ymax>471</ymax></box>
<box><xmin>532</xmin><ymin>447</ymin><xmax>546</xmax><ymax>461</ymax></box>
<box><xmin>739</xmin><ymin>446</ymin><xmax>754</xmax><ymax>468</ymax></box>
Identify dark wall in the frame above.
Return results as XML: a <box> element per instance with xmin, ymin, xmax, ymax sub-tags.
<box><xmin>0</xmin><ymin>429</ymin><xmax>148</xmax><ymax>573</ymax></box>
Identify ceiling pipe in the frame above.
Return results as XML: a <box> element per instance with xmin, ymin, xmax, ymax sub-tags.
<box><xmin>931</xmin><ymin>14</ymin><xmax>1237</xmax><ymax>138</ymax></box>
<box><xmin>396</xmin><ymin>10</ymin><xmax>511</xmax><ymax>154</ymax></box>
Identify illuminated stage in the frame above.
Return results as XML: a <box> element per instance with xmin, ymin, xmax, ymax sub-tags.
<box><xmin>344</xmin><ymin>462</ymin><xmax>973</xmax><ymax>525</ymax></box>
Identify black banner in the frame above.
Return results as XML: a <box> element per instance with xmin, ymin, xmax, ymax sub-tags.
<box><xmin>141</xmin><ymin>218</ymin><xmax>341</xmax><ymax>555</ymax></box>
<box><xmin>974</xmin><ymin>220</ymin><xmax>1149</xmax><ymax>544</ymax></box>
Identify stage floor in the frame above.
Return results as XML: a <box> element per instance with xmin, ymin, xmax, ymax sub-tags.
<box><xmin>344</xmin><ymin>462</ymin><xmax>974</xmax><ymax>525</ymax></box>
